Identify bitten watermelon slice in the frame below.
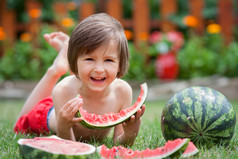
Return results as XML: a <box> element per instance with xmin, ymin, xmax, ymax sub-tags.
<box><xmin>76</xmin><ymin>83</ymin><xmax>148</xmax><ymax>129</ymax></box>
<box><xmin>97</xmin><ymin>138</ymin><xmax>195</xmax><ymax>159</ymax></box>
<box><xmin>18</xmin><ymin>135</ymin><xmax>96</xmax><ymax>159</ymax></box>
<box><xmin>181</xmin><ymin>141</ymin><xmax>199</xmax><ymax>158</ymax></box>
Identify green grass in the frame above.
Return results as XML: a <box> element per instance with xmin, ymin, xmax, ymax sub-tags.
<box><xmin>0</xmin><ymin>99</ymin><xmax>238</xmax><ymax>158</ymax></box>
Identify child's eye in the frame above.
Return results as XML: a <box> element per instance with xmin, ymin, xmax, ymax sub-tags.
<box><xmin>105</xmin><ymin>59</ymin><xmax>113</xmax><ymax>62</ymax></box>
<box><xmin>85</xmin><ymin>58</ymin><xmax>94</xmax><ymax>61</ymax></box>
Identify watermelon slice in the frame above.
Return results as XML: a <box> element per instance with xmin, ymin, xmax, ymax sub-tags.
<box><xmin>76</xmin><ymin>83</ymin><xmax>148</xmax><ymax>129</ymax></box>
<box><xmin>181</xmin><ymin>141</ymin><xmax>199</xmax><ymax>158</ymax></box>
<box><xmin>18</xmin><ymin>135</ymin><xmax>96</xmax><ymax>158</ymax></box>
<box><xmin>97</xmin><ymin>138</ymin><xmax>192</xmax><ymax>159</ymax></box>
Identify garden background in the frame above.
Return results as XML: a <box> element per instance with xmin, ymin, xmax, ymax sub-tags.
<box><xmin>1</xmin><ymin>0</ymin><xmax>238</xmax><ymax>82</ymax></box>
<box><xmin>0</xmin><ymin>0</ymin><xmax>238</xmax><ymax>158</ymax></box>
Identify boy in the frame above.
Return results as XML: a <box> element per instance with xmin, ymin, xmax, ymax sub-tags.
<box><xmin>14</xmin><ymin>13</ymin><xmax>145</xmax><ymax>146</ymax></box>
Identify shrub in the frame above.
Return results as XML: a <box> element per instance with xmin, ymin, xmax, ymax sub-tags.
<box><xmin>0</xmin><ymin>25</ymin><xmax>58</xmax><ymax>80</ymax></box>
<box><xmin>177</xmin><ymin>35</ymin><xmax>221</xmax><ymax>79</ymax></box>
<box><xmin>177</xmin><ymin>33</ymin><xmax>238</xmax><ymax>79</ymax></box>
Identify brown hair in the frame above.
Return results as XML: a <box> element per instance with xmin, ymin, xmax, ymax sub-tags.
<box><xmin>68</xmin><ymin>13</ymin><xmax>129</xmax><ymax>78</ymax></box>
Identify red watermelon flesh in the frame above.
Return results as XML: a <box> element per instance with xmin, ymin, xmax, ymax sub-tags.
<box><xmin>181</xmin><ymin>141</ymin><xmax>199</xmax><ymax>158</ymax></box>
<box><xmin>76</xmin><ymin>83</ymin><xmax>148</xmax><ymax>129</ymax></box>
<box><xmin>98</xmin><ymin>138</ymin><xmax>194</xmax><ymax>159</ymax></box>
<box><xmin>18</xmin><ymin>135</ymin><xmax>95</xmax><ymax>157</ymax></box>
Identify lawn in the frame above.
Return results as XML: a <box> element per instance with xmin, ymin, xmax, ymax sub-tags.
<box><xmin>0</xmin><ymin>99</ymin><xmax>238</xmax><ymax>159</ymax></box>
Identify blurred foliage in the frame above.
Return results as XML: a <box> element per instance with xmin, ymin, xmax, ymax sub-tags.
<box><xmin>6</xmin><ymin>0</ymin><xmax>218</xmax><ymax>24</ymax></box>
<box><xmin>7</xmin><ymin>0</ymin><xmax>55</xmax><ymax>23</ymax></box>
<box><xmin>122</xmin><ymin>0</ymin><xmax>132</xmax><ymax>19</ymax></box>
<box><xmin>0</xmin><ymin>24</ymin><xmax>58</xmax><ymax>80</ymax></box>
<box><xmin>38</xmin><ymin>0</ymin><xmax>55</xmax><ymax>22</ymax></box>
<box><xmin>203</xmin><ymin>0</ymin><xmax>218</xmax><ymax>20</ymax></box>
<box><xmin>177</xmin><ymin>34</ymin><xmax>221</xmax><ymax>79</ymax></box>
<box><xmin>124</xmin><ymin>43</ymin><xmax>156</xmax><ymax>80</ymax></box>
<box><xmin>1</xmin><ymin>0</ymin><xmax>238</xmax><ymax>81</ymax></box>
<box><xmin>218</xmin><ymin>42</ymin><xmax>238</xmax><ymax>77</ymax></box>
<box><xmin>167</xmin><ymin>0</ymin><xmax>218</xmax><ymax>36</ymax></box>
<box><xmin>177</xmin><ymin>33</ymin><xmax>238</xmax><ymax>79</ymax></box>
<box><xmin>2</xmin><ymin>31</ymin><xmax>238</xmax><ymax>81</ymax></box>
<box><xmin>7</xmin><ymin>0</ymin><xmax>28</xmax><ymax>23</ymax></box>
<box><xmin>0</xmin><ymin>42</ymin><xmax>39</xmax><ymax>79</ymax></box>
<box><xmin>149</xmin><ymin>0</ymin><xmax>160</xmax><ymax>20</ymax></box>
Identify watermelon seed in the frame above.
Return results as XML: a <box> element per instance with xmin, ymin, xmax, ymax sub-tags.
<box><xmin>199</xmin><ymin>133</ymin><xmax>203</xmax><ymax>136</ymax></box>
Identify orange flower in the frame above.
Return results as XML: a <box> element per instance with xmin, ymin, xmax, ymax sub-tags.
<box><xmin>183</xmin><ymin>15</ymin><xmax>198</xmax><ymax>28</ymax></box>
<box><xmin>20</xmin><ymin>32</ymin><xmax>32</xmax><ymax>42</ymax></box>
<box><xmin>124</xmin><ymin>30</ymin><xmax>133</xmax><ymax>40</ymax></box>
<box><xmin>0</xmin><ymin>27</ymin><xmax>6</xmax><ymax>41</ymax></box>
<box><xmin>28</xmin><ymin>9</ymin><xmax>41</xmax><ymax>18</ymax></box>
<box><xmin>207</xmin><ymin>23</ymin><xmax>221</xmax><ymax>34</ymax></box>
<box><xmin>67</xmin><ymin>1</ymin><xmax>77</xmax><ymax>10</ymax></box>
<box><xmin>61</xmin><ymin>18</ymin><xmax>74</xmax><ymax>28</ymax></box>
<box><xmin>139</xmin><ymin>32</ymin><xmax>149</xmax><ymax>41</ymax></box>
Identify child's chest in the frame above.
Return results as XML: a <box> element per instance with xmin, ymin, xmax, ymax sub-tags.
<box><xmin>82</xmin><ymin>93</ymin><xmax>123</xmax><ymax>115</ymax></box>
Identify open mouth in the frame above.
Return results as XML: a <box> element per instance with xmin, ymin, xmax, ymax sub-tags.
<box><xmin>90</xmin><ymin>77</ymin><xmax>106</xmax><ymax>82</ymax></box>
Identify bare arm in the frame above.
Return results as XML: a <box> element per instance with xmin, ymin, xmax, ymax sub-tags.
<box><xmin>112</xmin><ymin>82</ymin><xmax>145</xmax><ymax>146</ymax></box>
<box><xmin>113</xmin><ymin>105</ymin><xmax>145</xmax><ymax>146</ymax></box>
<box><xmin>52</xmin><ymin>77</ymin><xmax>82</xmax><ymax>141</ymax></box>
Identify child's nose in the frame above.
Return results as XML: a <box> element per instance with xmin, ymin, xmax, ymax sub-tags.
<box><xmin>94</xmin><ymin>63</ymin><xmax>104</xmax><ymax>73</ymax></box>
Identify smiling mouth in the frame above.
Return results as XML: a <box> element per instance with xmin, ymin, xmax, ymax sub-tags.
<box><xmin>90</xmin><ymin>77</ymin><xmax>106</xmax><ymax>82</ymax></box>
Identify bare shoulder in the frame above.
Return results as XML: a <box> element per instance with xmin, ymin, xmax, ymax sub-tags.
<box><xmin>52</xmin><ymin>75</ymin><xmax>79</xmax><ymax>103</ymax></box>
<box><xmin>113</xmin><ymin>79</ymin><xmax>132</xmax><ymax>107</ymax></box>
<box><xmin>113</xmin><ymin>79</ymin><xmax>132</xmax><ymax>94</ymax></box>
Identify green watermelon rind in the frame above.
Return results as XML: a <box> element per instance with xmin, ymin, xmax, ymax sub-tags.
<box><xmin>161</xmin><ymin>86</ymin><xmax>236</xmax><ymax>148</ymax></box>
<box><xmin>76</xmin><ymin>83</ymin><xmax>148</xmax><ymax>130</ymax></box>
<box><xmin>166</xmin><ymin>138</ymin><xmax>190</xmax><ymax>158</ymax></box>
<box><xmin>18</xmin><ymin>135</ymin><xmax>96</xmax><ymax>159</ymax></box>
<box><xmin>181</xmin><ymin>142</ymin><xmax>199</xmax><ymax>158</ymax></box>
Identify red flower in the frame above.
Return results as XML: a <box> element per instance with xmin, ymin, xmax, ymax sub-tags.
<box><xmin>149</xmin><ymin>31</ymin><xmax>184</xmax><ymax>53</ymax></box>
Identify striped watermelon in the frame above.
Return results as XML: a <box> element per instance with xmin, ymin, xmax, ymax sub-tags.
<box><xmin>161</xmin><ymin>86</ymin><xmax>236</xmax><ymax>148</ymax></box>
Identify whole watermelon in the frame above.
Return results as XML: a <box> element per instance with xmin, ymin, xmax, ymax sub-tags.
<box><xmin>161</xmin><ymin>86</ymin><xmax>236</xmax><ymax>147</ymax></box>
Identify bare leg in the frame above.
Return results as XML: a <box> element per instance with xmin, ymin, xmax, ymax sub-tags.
<box><xmin>16</xmin><ymin>32</ymin><xmax>70</xmax><ymax>121</ymax></box>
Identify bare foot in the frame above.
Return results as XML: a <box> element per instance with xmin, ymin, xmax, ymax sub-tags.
<box><xmin>44</xmin><ymin>32</ymin><xmax>69</xmax><ymax>52</ymax></box>
<box><xmin>44</xmin><ymin>32</ymin><xmax>70</xmax><ymax>76</ymax></box>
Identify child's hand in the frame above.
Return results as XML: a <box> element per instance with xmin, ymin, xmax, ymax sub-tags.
<box><xmin>57</xmin><ymin>98</ymin><xmax>83</xmax><ymax>130</ymax></box>
<box><xmin>122</xmin><ymin>105</ymin><xmax>145</xmax><ymax>138</ymax></box>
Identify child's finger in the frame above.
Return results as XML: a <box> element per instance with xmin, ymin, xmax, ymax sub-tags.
<box><xmin>141</xmin><ymin>105</ymin><xmax>145</xmax><ymax>116</ymax></box>
<box><xmin>73</xmin><ymin>117</ymin><xmax>83</xmax><ymax>123</ymax></box>
<box><xmin>140</xmin><ymin>105</ymin><xmax>145</xmax><ymax>117</ymax></box>
<box><xmin>64</xmin><ymin>98</ymin><xmax>81</xmax><ymax>113</ymax></box>
<box><xmin>61</xmin><ymin>99</ymin><xmax>75</xmax><ymax>111</ymax></box>
<box><xmin>135</xmin><ymin>109</ymin><xmax>142</xmax><ymax>120</ymax></box>
<box><xmin>70</xmin><ymin>100</ymin><xmax>83</xmax><ymax>117</ymax></box>
<box><xmin>65</xmin><ymin>100</ymin><xmax>79</xmax><ymax>114</ymax></box>
<box><xmin>62</xmin><ymin>98</ymin><xmax>78</xmax><ymax>111</ymax></box>
<box><xmin>128</xmin><ymin>115</ymin><xmax>135</xmax><ymax>123</ymax></box>
<box><xmin>122</xmin><ymin>121</ymin><xmax>127</xmax><ymax>127</ymax></box>
<box><xmin>135</xmin><ymin>105</ymin><xmax>145</xmax><ymax>119</ymax></box>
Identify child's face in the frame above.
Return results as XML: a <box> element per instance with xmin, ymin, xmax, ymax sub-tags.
<box><xmin>77</xmin><ymin>40</ymin><xmax>120</xmax><ymax>92</ymax></box>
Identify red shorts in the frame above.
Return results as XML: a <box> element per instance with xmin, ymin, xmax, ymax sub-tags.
<box><xmin>14</xmin><ymin>96</ymin><xmax>53</xmax><ymax>135</ymax></box>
